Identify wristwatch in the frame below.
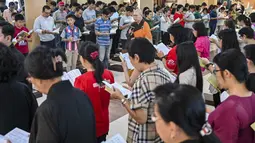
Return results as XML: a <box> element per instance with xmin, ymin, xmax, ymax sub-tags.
<box><xmin>121</xmin><ymin>98</ymin><xmax>127</xmax><ymax>105</ymax></box>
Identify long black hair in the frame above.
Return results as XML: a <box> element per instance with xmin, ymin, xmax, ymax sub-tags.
<box><xmin>0</xmin><ymin>43</ymin><xmax>20</xmax><ymax>82</ymax></box>
<box><xmin>154</xmin><ymin>83</ymin><xmax>221</xmax><ymax>143</ymax></box>
<box><xmin>176</xmin><ymin>41</ymin><xmax>203</xmax><ymax>92</ymax></box>
<box><xmin>213</xmin><ymin>49</ymin><xmax>253</xmax><ymax>91</ymax></box>
<box><xmin>218</xmin><ymin>29</ymin><xmax>240</xmax><ymax>52</ymax></box>
<box><xmin>79</xmin><ymin>41</ymin><xmax>104</xmax><ymax>84</ymax></box>
<box><xmin>244</xmin><ymin>44</ymin><xmax>255</xmax><ymax>92</ymax></box>
<box><xmin>193</xmin><ymin>22</ymin><xmax>208</xmax><ymax>37</ymax></box>
<box><xmin>237</xmin><ymin>15</ymin><xmax>251</xmax><ymax>27</ymax></box>
<box><xmin>25</xmin><ymin>46</ymin><xmax>67</xmax><ymax>80</ymax></box>
<box><xmin>167</xmin><ymin>24</ymin><xmax>193</xmax><ymax>45</ymax></box>
<box><xmin>224</xmin><ymin>19</ymin><xmax>236</xmax><ymax>30</ymax></box>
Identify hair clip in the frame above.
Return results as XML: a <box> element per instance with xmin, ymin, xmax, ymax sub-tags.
<box><xmin>90</xmin><ymin>51</ymin><xmax>99</xmax><ymax>60</ymax></box>
<box><xmin>200</xmin><ymin>122</ymin><xmax>212</xmax><ymax>136</ymax></box>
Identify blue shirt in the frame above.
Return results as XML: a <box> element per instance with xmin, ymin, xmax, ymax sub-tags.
<box><xmin>209</xmin><ymin>11</ymin><xmax>217</xmax><ymax>25</ymax></box>
<box><xmin>95</xmin><ymin>18</ymin><xmax>112</xmax><ymax>46</ymax></box>
<box><xmin>83</xmin><ymin>8</ymin><xmax>96</xmax><ymax>21</ymax></box>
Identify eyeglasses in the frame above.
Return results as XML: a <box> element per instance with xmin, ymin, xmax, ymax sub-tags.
<box><xmin>213</xmin><ymin>69</ymin><xmax>221</xmax><ymax>75</ymax></box>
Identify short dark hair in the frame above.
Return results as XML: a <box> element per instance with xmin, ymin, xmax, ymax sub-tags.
<box><xmin>192</xmin><ymin>22</ymin><xmax>208</xmax><ymax>37</ymax></box>
<box><xmin>11</xmin><ymin>12</ymin><xmax>17</xmax><ymax>17</ymax></box>
<box><xmin>156</xmin><ymin>6</ymin><xmax>161</xmax><ymax>12</ymax></box>
<box><xmin>0</xmin><ymin>43</ymin><xmax>20</xmax><ymax>82</ymax></box>
<box><xmin>102</xmin><ymin>8</ymin><xmax>111</xmax><ymax>15</ymax></box>
<box><xmin>144</xmin><ymin>10</ymin><xmax>152</xmax><ymax>17</ymax></box>
<box><xmin>217</xmin><ymin>2</ymin><xmax>222</xmax><ymax>6</ymax></box>
<box><xmin>168</xmin><ymin>23</ymin><xmax>191</xmax><ymax>45</ymax></box>
<box><xmin>0</xmin><ymin>21</ymin><xmax>15</xmax><ymax>39</ymax></box>
<box><xmin>9</xmin><ymin>2</ymin><xmax>15</xmax><ymax>7</ymax></box>
<box><xmin>96</xmin><ymin>1</ymin><xmax>103</xmax><ymax>7</ymax></box>
<box><xmin>127</xmin><ymin>38</ymin><xmax>155</xmax><ymax>64</ymax></box>
<box><xmin>110</xmin><ymin>1</ymin><xmax>118</xmax><ymax>6</ymax></box>
<box><xmin>202</xmin><ymin>8</ymin><xmax>208</xmax><ymax>13</ymax></box>
<box><xmin>220</xmin><ymin>6</ymin><xmax>225</xmax><ymax>11</ymax></box>
<box><xmin>25</xmin><ymin>46</ymin><xmax>67</xmax><ymax>80</ymax></box>
<box><xmin>239</xmin><ymin>27</ymin><xmax>254</xmax><ymax>39</ymax></box>
<box><xmin>66</xmin><ymin>14</ymin><xmax>76</xmax><ymax>20</ymax></box>
<box><xmin>249</xmin><ymin>12</ymin><xmax>255</xmax><ymax>23</ymax></box>
<box><xmin>244</xmin><ymin>44</ymin><xmax>255</xmax><ymax>65</ymax></box>
<box><xmin>87</xmin><ymin>0</ymin><xmax>95</xmax><ymax>5</ymax></box>
<box><xmin>237</xmin><ymin>15</ymin><xmax>251</xmax><ymax>27</ymax></box>
<box><xmin>14</xmin><ymin>14</ymin><xmax>25</xmax><ymax>21</ymax></box>
<box><xmin>224</xmin><ymin>19</ymin><xmax>236</xmax><ymax>30</ymax></box>
<box><xmin>196</xmin><ymin>5</ymin><xmax>201</xmax><ymax>11</ymax></box>
<box><xmin>42</xmin><ymin>5</ymin><xmax>51</xmax><ymax>12</ymax></box>
<box><xmin>143</xmin><ymin>7</ymin><xmax>150</xmax><ymax>14</ymax></box>
<box><xmin>201</xmin><ymin>2</ymin><xmax>207</xmax><ymax>6</ymax></box>
<box><xmin>50</xmin><ymin>1</ymin><xmax>57</xmax><ymax>7</ymax></box>
<box><xmin>108</xmin><ymin>6</ymin><xmax>116</xmax><ymax>13</ymax></box>
<box><xmin>177</xmin><ymin>4</ymin><xmax>183</xmax><ymax>11</ymax></box>
<box><xmin>126</xmin><ymin>6</ymin><xmax>133</xmax><ymax>12</ymax></box>
<box><xmin>75</xmin><ymin>6</ymin><xmax>83</xmax><ymax>12</ymax></box>
<box><xmin>218</xmin><ymin>29</ymin><xmax>240</xmax><ymax>52</ymax></box>
<box><xmin>189</xmin><ymin>5</ymin><xmax>195</xmax><ymax>9</ymax></box>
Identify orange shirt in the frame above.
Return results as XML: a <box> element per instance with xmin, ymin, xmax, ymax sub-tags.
<box><xmin>133</xmin><ymin>21</ymin><xmax>152</xmax><ymax>41</ymax></box>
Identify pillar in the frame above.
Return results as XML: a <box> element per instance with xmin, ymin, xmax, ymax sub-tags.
<box><xmin>138</xmin><ymin>0</ymin><xmax>153</xmax><ymax>11</ymax></box>
<box><xmin>24</xmin><ymin>0</ymin><xmax>45</xmax><ymax>51</ymax></box>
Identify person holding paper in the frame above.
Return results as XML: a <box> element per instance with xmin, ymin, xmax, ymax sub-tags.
<box><xmin>61</xmin><ymin>14</ymin><xmax>82</xmax><ymax>71</ymax></box>
<box><xmin>14</xmin><ymin>14</ymin><xmax>32</xmax><ymax>57</ymax></box>
<box><xmin>75</xmin><ymin>42</ymin><xmax>114</xmax><ymax>143</ymax></box>
<box><xmin>153</xmin><ymin>83</ymin><xmax>221</xmax><ymax>143</ymax></box>
<box><xmin>0</xmin><ymin>44</ymin><xmax>38</xmax><ymax>135</ymax></box>
<box><xmin>184</xmin><ymin>5</ymin><xmax>197</xmax><ymax>29</ymax></box>
<box><xmin>33</xmin><ymin>5</ymin><xmax>56</xmax><ymax>48</ymax></box>
<box><xmin>173</xmin><ymin>5</ymin><xmax>185</xmax><ymax>27</ymax></box>
<box><xmin>111</xmin><ymin>38</ymin><xmax>173</xmax><ymax>143</ymax></box>
<box><xmin>205</xmin><ymin>49</ymin><xmax>255</xmax><ymax>143</ymax></box>
<box><xmin>25</xmin><ymin>46</ymin><xmax>96</xmax><ymax>143</ymax></box>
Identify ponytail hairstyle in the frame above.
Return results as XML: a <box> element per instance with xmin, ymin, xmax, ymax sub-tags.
<box><xmin>213</xmin><ymin>49</ymin><xmax>253</xmax><ymax>92</ymax></box>
<box><xmin>25</xmin><ymin>45</ymin><xmax>67</xmax><ymax>80</ymax></box>
<box><xmin>218</xmin><ymin>29</ymin><xmax>240</xmax><ymax>52</ymax></box>
<box><xmin>237</xmin><ymin>15</ymin><xmax>252</xmax><ymax>27</ymax></box>
<box><xmin>154</xmin><ymin>83</ymin><xmax>221</xmax><ymax>143</ymax></box>
<box><xmin>79</xmin><ymin>41</ymin><xmax>104</xmax><ymax>84</ymax></box>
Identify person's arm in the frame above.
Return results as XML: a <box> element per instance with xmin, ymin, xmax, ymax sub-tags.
<box><xmin>119</xmin><ymin>17</ymin><xmax>131</xmax><ymax>30</ymax></box>
<box><xmin>33</xmin><ymin>18</ymin><xmax>44</xmax><ymax>34</ymax></box>
<box><xmin>83</xmin><ymin>11</ymin><xmax>96</xmax><ymax>24</ymax></box>
<box><xmin>95</xmin><ymin>22</ymin><xmax>110</xmax><ymax>36</ymax></box>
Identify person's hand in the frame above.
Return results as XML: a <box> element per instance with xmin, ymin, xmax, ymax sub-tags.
<box><xmin>111</xmin><ymin>88</ymin><xmax>124</xmax><ymax>100</ymax></box>
<box><xmin>201</xmin><ymin>57</ymin><xmax>210</xmax><ymax>66</ymax></box>
<box><xmin>93</xmin><ymin>18</ymin><xmax>97</xmax><ymax>22</ymax></box>
<box><xmin>209</xmin><ymin>38</ymin><xmax>217</xmax><ymax>44</ymax></box>
<box><xmin>121</xmin><ymin>61</ymin><xmax>128</xmax><ymax>72</ymax></box>
<box><xmin>157</xmin><ymin>51</ymin><xmax>165</xmax><ymax>59</ymax></box>
<box><xmin>17</xmin><ymin>36</ymin><xmax>25</xmax><ymax>42</ymax></box>
<box><xmin>123</xmin><ymin>84</ymin><xmax>132</xmax><ymax>91</ymax></box>
<box><xmin>41</xmin><ymin>30</ymin><xmax>47</xmax><ymax>34</ymax></box>
<box><xmin>68</xmin><ymin>37</ymin><xmax>73</xmax><ymax>42</ymax></box>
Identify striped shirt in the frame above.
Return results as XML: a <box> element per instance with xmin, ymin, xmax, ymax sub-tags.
<box><xmin>95</xmin><ymin>18</ymin><xmax>112</xmax><ymax>46</ymax></box>
<box><xmin>127</xmin><ymin>65</ymin><xmax>172</xmax><ymax>143</ymax></box>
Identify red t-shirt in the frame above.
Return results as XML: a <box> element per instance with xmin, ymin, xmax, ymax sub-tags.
<box><xmin>166</xmin><ymin>45</ymin><xmax>178</xmax><ymax>75</ymax></box>
<box><xmin>173</xmin><ymin>12</ymin><xmax>185</xmax><ymax>27</ymax></box>
<box><xmin>74</xmin><ymin>70</ymin><xmax>114</xmax><ymax>137</ymax></box>
<box><xmin>14</xmin><ymin>26</ymin><xmax>30</xmax><ymax>54</ymax></box>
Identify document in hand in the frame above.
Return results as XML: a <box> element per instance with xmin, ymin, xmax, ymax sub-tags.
<box><xmin>102</xmin><ymin>81</ymin><xmax>132</xmax><ymax>99</ymax></box>
<box><xmin>52</xmin><ymin>28</ymin><xmax>60</xmax><ymax>34</ymax></box>
<box><xmin>103</xmin><ymin>134</ymin><xmax>126</xmax><ymax>143</ymax></box>
<box><xmin>119</xmin><ymin>53</ymin><xmax>134</xmax><ymax>70</ymax></box>
<box><xmin>198</xmin><ymin>57</ymin><xmax>206</xmax><ymax>68</ymax></box>
<box><xmin>154</xmin><ymin>43</ymin><xmax>170</xmax><ymax>56</ymax></box>
<box><xmin>5</xmin><ymin>128</ymin><xmax>30</xmax><ymax>143</ymax></box>
<box><xmin>173</xmin><ymin>18</ymin><xmax>180</xmax><ymax>24</ymax></box>
<box><xmin>207</xmin><ymin>74</ymin><xmax>220</xmax><ymax>92</ymax></box>
<box><xmin>17</xmin><ymin>30</ymin><xmax>34</xmax><ymax>37</ymax></box>
<box><xmin>62</xmin><ymin>69</ymin><xmax>82</xmax><ymax>86</ymax></box>
<box><xmin>209</xmin><ymin>34</ymin><xmax>218</xmax><ymax>42</ymax></box>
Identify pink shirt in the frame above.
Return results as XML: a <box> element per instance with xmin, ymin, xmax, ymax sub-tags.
<box><xmin>194</xmin><ymin>36</ymin><xmax>210</xmax><ymax>59</ymax></box>
<box><xmin>3</xmin><ymin>9</ymin><xmax>16</xmax><ymax>24</ymax></box>
<box><xmin>209</xmin><ymin>94</ymin><xmax>255</xmax><ymax>143</ymax></box>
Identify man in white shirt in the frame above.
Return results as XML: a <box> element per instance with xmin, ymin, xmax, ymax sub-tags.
<box><xmin>34</xmin><ymin>5</ymin><xmax>56</xmax><ymax>48</ymax></box>
<box><xmin>3</xmin><ymin>2</ymin><xmax>16</xmax><ymax>24</ymax></box>
<box><xmin>83</xmin><ymin>0</ymin><xmax>96</xmax><ymax>26</ymax></box>
<box><xmin>184</xmin><ymin>5</ymin><xmax>196</xmax><ymax>29</ymax></box>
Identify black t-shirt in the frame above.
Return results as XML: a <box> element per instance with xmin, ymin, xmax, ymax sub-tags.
<box><xmin>74</xmin><ymin>16</ymin><xmax>85</xmax><ymax>32</ymax></box>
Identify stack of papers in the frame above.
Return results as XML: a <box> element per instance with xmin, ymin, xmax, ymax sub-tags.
<box><xmin>102</xmin><ymin>81</ymin><xmax>132</xmax><ymax>99</ymax></box>
<box><xmin>4</xmin><ymin>128</ymin><xmax>30</xmax><ymax>143</ymax></box>
<box><xmin>103</xmin><ymin>134</ymin><xmax>126</xmax><ymax>143</ymax></box>
<box><xmin>62</xmin><ymin>69</ymin><xmax>81</xmax><ymax>86</ymax></box>
<box><xmin>207</xmin><ymin>74</ymin><xmax>220</xmax><ymax>92</ymax></box>
<box><xmin>154</xmin><ymin>43</ymin><xmax>170</xmax><ymax>56</ymax></box>
<box><xmin>119</xmin><ymin>53</ymin><xmax>134</xmax><ymax>70</ymax></box>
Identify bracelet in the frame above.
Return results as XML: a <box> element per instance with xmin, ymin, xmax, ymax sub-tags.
<box><xmin>205</xmin><ymin>63</ymin><xmax>214</xmax><ymax>69</ymax></box>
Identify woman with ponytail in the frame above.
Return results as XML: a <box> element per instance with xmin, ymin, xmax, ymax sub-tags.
<box><xmin>153</xmin><ymin>83</ymin><xmax>221</xmax><ymax>143</ymax></box>
<box><xmin>25</xmin><ymin>45</ymin><xmax>96</xmax><ymax>143</ymax></box>
<box><xmin>74</xmin><ymin>41</ymin><xmax>114</xmax><ymax>143</ymax></box>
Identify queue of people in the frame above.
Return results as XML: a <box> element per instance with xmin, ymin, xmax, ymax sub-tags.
<box><xmin>0</xmin><ymin>0</ymin><xmax>255</xmax><ymax>143</ymax></box>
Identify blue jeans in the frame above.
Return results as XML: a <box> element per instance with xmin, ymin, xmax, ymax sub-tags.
<box><xmin>99</xmin><ymin>45</ymin><xmax>110</xmax><ymax>68</ymax></box>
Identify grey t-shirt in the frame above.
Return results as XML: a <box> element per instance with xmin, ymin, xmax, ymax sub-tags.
<box><xmin>53</xmin><ymin>10</ymin><xmax>67</xmax><ymax>32</ymax></box>
<box><xmin>119</xmin><ymin>15</ymin><xmax>134</xmax><ymax>40</ymax></box>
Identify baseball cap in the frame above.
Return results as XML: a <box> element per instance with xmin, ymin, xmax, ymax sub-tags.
<box><xmin>58</xmin><ymin>2</ymin><xmax>65</xmax><ymax>6</ymax></box>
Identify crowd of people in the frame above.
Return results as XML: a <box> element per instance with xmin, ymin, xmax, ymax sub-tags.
<box><xmin>0</xmin><ymin>0</ymin><xmax>255</xmax><ymax>143</ymax></box>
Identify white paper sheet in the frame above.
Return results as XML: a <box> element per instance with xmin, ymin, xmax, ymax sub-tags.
<box><xmin>154</xmin><ymin>43</ymin><xmax>170</xmax><ymax>56</ymax></box>
<box><xmin>209</xmin><ymin>34</ymin><xmax>218</xmax><ymax>42</ymax></box>
<box><xmin>119</xmin><ymin>53</ymin><xmax>134</xmax><ymax>70</ymax></box>
<box><xmin>52</xmin><ymin>28</ymin><xmax>60</xmax><ymax>34</ymax></box>
<box><xmin>5</xmin><ymin>128</ymin><xmax>29</xmax><ymax>143</ymax></box>
<box><xmin>62</xmin><ymin>69</ymin><xmax>81</xmax><ymax>86</ymax></box>
<box><xmin>220</xmin><ymin>91</ymin><xmax>229</xmax><ymax>102</ymax></box>
<box><xmin>104</xmin><ymin>134</ymin><xmax>126</xmax><ymax>143</ymax></box>
<box><xmin>173</xmin><ymin>17</ymin><xmax>180</xmax><ymax>24</ymax></box>
<box><xmin>102</xmin><ymin>81</ymin><xmax>132</xmax><ymax>98</ymax></box>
